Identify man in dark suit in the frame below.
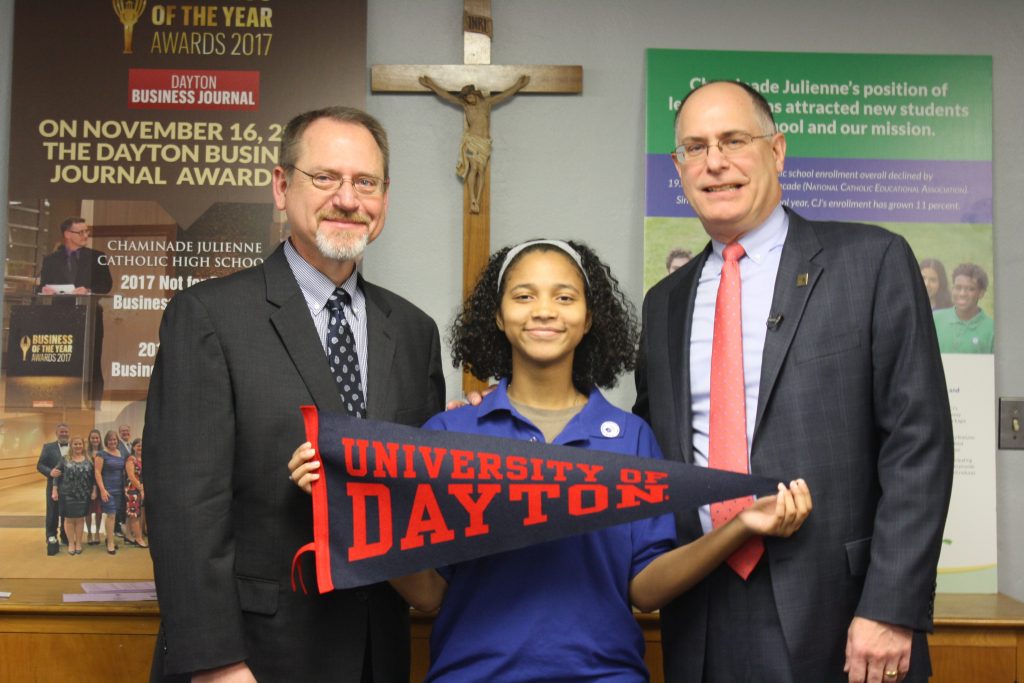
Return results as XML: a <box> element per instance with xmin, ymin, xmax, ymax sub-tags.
<box><xmin>634</xmin><ymin>81</ymin><xmax>953</xmax><ymax>683</ymax></box>
<box><xmin>38</xmin><ymin>216</ymin><xmax>113</xmax><ymax>402</ymax></box>
<box><xmin>144</xmin><ymin>107</ymin><xmax>445</xmax><ymax>683</ymax></box>
<box><xmin>39</xmin><ymin>217</ymin><xmax>113</xmax><ymax>296</ymax></box>
<box><xmin>36</xmin><ymin>422</ymin><xmax>70</xmax><ymax>554</ymax></box>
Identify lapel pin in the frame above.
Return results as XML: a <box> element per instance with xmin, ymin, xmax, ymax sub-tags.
<box><xmin>796</xmin><ymin>273</ymin><xmax>809</xmax><ymax>287</ymax></box>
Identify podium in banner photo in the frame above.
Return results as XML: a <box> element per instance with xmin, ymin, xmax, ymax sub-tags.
<box><xmin>4</xmin><ymin>295</ymin><xmax>106</xmax><ymax>408</ymax></box>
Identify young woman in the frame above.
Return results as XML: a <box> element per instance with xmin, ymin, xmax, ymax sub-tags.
<box><xmin>124</xmin><ymin>438</ymin><xmax>147</xmax><ymax>548</ymax></box>
<box><xmin>53</xmin><ymin>436</ymin><xmax>96</xmax><ymax>555</ymax></box>
<box><xmin>95</xmin><ymin>429</ymin><xmax>125</xmax><ymax>554</ymax></box>
<box><xmin>85</xmin><ymin>428</ymin><xmax>103</xmax><ymax>545</ymax></box>
<box><xmin>919</xmin><ymin>257</ymin><xmax>952</xmax><ymax>310</ymax></box>
<box><xmin>290</xmin><ymin>240</ymin><xmax>811</xmax><ymax>682</ymax></box>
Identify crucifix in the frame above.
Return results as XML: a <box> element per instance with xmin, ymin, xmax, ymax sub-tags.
<box><xmin>372</xmin><ymin>0</ymin><xmax>583</xmax><ymax>393</ymax></box>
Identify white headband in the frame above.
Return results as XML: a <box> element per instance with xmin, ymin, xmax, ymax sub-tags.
<box><xmin>496</xmin><ymin>240</ymin><xmax>590</xmax><ymax>294</ymax></box>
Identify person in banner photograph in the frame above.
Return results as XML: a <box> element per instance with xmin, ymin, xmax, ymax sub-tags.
<box><xmin>38</xmin><ymin>217</ymin><xmax>113</xmax><ymax>296</ymax></box>
<box><xmin>144</xmin><ymin>106</ymin><xmax>445</xmax><ymax>683</ymax></box>
<box><xmin>933</xmin><ymin>262</ymin><xmax>994</xmax><ymax>354</ymax></box>
<box><xmin>290</xmin><ymin>238</ymin><xmax>812</xmax><ymax>682</ymax></box>
<box><xmin>53</xmin><ymin>435</ymin><xmax>97</xmax><ymax>556</ymax></box>
<box><xmin>918</xmin><ymin>257</ymin><xmax>952</xmax><ymax>310</ymax></box>
<box><xmin>666</xmin><ymin>247</ymin><xmax>693</xmax><ymax>274</ymax></box>
<box><xmin>36</xmin><ymin>422</ymin><xmax>70</xmax><ymax>555</ymax></box>
<box><xmin>634</xmin><ymin>81</ymin><xmax>953</xmax><ymax>683</ymax></box>
<box><xmin>95</xmin><ymin>429</ymin><xmax>126</xmax><ymax>555</ymax></box>
<box><xmin>37</xmin><ymin>216</ymin><xmax>113</xmax><ymax>402</ymax></box>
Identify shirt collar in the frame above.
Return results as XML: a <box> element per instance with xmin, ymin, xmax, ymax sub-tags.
<box><xmin>478</xmin><ymin>378</ymin><xmax>625</xmax><ymax>443</ymax></box>
<box><xmin>283</xmin><ymin>239</ymin><xmax>362</xmax><ymax>318</ymax></box>
<box><xmin>710</xmin><ymin>203</ymin><xmax>788</xmax><ymax>265</ymax></box>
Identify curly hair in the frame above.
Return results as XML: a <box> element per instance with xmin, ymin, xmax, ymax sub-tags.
<box><xmin>952</xmin><ymin>262</ymin><xmax>988</xmax><ymax>292</ymax></box>
<box><xmin>450</xmin><ymin>240</ymin><xmax>639</xmax><ymax>391</ymax></box>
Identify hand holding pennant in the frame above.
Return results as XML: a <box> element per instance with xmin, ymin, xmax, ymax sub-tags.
<box><xmin>292</xmin><ymin>406</ymin><xmax>782</xmax><ymax>593</ymax></box>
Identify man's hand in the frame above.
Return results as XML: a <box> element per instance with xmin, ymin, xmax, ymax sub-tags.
<box><xmin>191</xmin><ymin>661</ymin><xmax>257</xmax><ymax>683</ymax></box>
<box><xmin>287</xmin><ymin>441</ymin><xmax>319</xmax><ymax>494</ymax></box>
<box><xmin>72</xmin><ymin>286</ymin><xmax>91</xmax><ymax>295</ymax></box>
<box><xmin>50</xmin><ymin>467</ymin><xmax>62</xmax><ymax>477</ymax></box>
<box><xmin>845</xmin><ymin>616</ymin><xmax>912</xmax><ymax>683</ymax></box>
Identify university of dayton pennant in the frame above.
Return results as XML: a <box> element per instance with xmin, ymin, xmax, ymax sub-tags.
<box><xmin>293</xmin><ymin>406</ymin><xmax>780</xmax><ymax>593</ymax></box>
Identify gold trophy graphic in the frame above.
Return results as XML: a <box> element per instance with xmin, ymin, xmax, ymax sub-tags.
<box><xmin>20</xmin><ymin>336</ymin><xmax>31</xmax><ymax>362</ymax></box>
<box><xmin>113</xmin><ymin>0</ymin><xmax>147</xmax><ymax>55</ymax></box>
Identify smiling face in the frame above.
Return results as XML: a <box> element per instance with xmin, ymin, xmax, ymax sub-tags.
<box><xmin>496</xmin><ymin>249</ymin><xmax>592</xmax><ymax>374</ymax></box>
<box><xmin>56</xmin><ymin>425</ymin><xmax>70</xmax><ymax>445</ymax></box>
<box><xmin>272</xmin><ymin>118</ymin><xmax>388</xmax><ymax>283</ymax></box>
<box><xmin>952</xmin><ymin>274</ymin><xmax>984</xmax><ymax>319</ymax></box>
<box><xmin>105</xmin><ymin>433</ymin><xmax>119</xmax><ymax>451</ymax></box>
<box><xmin>674</xmin><ymin>82</ymin><xmax>786</xmax><ymax>243</ymax></box>
<box><xmin>70</xmin><ymin>437</ymin><xmax>85</xmax><ymax>456</ymax></box>
<box><xmin>89</xmin><ymin>431</ymin><xmax>101</xmax><ymax>450</ymax></box>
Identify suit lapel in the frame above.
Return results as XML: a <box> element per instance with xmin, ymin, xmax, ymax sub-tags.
<box><xmin>361</xmin><ymin>278</ymin><xmax>397</xmax><ymax>420</ymax></box>
<box><xmin>669</xmin><ymin>245</ymin><xmax>710</xmax><ymax>464</ymax></box>
<box><xmin>754</xmin><ymin>210</ymin><xmax>823</xmax><ymax>432</ymax></box>
<box><xmin>264</xmin><ymin>245</ymin><xmax>346</xmax><ymax>414</ymax></box>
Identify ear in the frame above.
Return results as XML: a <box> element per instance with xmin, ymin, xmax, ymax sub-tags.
<box><xmin>771</xmin><ymin>133</ymin><xmax>787</xmax><ymax>174</ymax></box>
<box><xmin>495</xmin><ymin>310</ymin><xmax>505</xmax><ymax>332</ymax></box>
<box><xmin>272</xmin><ymin>166</ymin><xmax>290</xmax><ymax>211</ymax></box>
<box><xmin>584</xmin><ymin>310</ymin><xmax>593</xmax><ymax>334</ymax></box>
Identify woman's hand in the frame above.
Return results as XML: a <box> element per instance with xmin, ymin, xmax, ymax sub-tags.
<box><xmin>737</xmin><ymin>479</ymin><xmax>812</xmax><ymax>538</ymax></box>
<box><xmin>287</xmin><ymin>442</ymin><xmax>319</xmax><ymax>495</ymax></box>
<box><xmin>100</xmin><ymin>488</ymin><xmax>110</xmax><ymax>503</ymax></box>
<box><xmin>51</xmin><ymin>488</ymin><xmax>58</xmax><ymax>501</ymax></box>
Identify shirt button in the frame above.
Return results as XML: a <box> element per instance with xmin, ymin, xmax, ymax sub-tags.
<box><xmin>529</xmin><ymin>436</ymin><xmax>538</xmax><ymax>442</ymax></box>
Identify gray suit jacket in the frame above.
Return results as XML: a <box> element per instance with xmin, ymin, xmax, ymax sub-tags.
<box><xmin>144</xmin><ymin>244</ymin><xmax>445</xmax><ymax>682</ymax></box>
<box><xmin>635</xmin><ymin>209</ymin><xmax>954</xmax><ymax>682</ymax></box>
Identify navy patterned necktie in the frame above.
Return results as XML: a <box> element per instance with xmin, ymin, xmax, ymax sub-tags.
<box><xmin>326</xmin><ymin>287</ymin><xmax>366</xmax><ymax>418</ymax></box>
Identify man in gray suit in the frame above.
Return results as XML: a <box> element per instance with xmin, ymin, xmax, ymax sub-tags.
<box><xmin>635</xmin><ymin>81</ymin><xmax>953</xmax><ymax>683</ymax></box>
<box><xmin>145</xmin><ymin>107</ymin><xmax>445</xmax><ymax>682</ymax></box>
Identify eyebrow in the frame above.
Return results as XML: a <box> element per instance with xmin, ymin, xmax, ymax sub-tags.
<box><xmin>508</xmin><ymin>282</ymin><xmax>583</xmax><ymax>292</ymax></box>
<box><xmin>679</xmin><ymin>129</ymin><xmax>752</xmax><ymax>142</ymax></box>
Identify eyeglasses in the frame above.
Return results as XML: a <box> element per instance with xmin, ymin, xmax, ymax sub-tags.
<box><xmin>290</xmin><ymin>166</ymin><xmax>388</xmax><ymax>196</ymax></box>
<box><xmin>67</xmin><ymin>228</ymin><xmax>91</xmax><ymax>236</ymax></box>
<box><xmin>673</xmin><ymin>132</ymin><xmax>774</xmax><ymax>163</ymax></box>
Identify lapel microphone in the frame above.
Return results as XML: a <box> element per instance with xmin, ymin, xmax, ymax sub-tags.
<box><xmin>766</xmin><ymin>313</ymin><xmax>784</xmax><ymax>331</ymax></box>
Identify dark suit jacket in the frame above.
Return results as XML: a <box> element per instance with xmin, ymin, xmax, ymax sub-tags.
<box><xmin>635</xmin><ymin>209</ymin><xmax>954</xmax><ymax>682</ymax></box>
<box><xmin>39</xmin><ymin>246</ymin><xmax>113</xmax><ymax>293</ymax></box>
<box><xmin>36</xmin><ymin>441</ymin><xmax>64</xmax><ymax>494</ymax></box>
<box><xmin>144</xmin><ymin>244</ymin><xmax>445</xmax><ymax>682</ymax></box>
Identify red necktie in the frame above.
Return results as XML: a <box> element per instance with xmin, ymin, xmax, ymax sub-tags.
<box><xmin>708</xmin><ymin>242</ymin><xmax>763</xmax><ymax>579</ymax></box>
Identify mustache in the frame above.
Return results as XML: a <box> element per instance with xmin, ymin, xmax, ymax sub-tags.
<box><xmin>317</xmin><ymin>210</ymin><xmax>371</xmax><ymax>225</ymax></box>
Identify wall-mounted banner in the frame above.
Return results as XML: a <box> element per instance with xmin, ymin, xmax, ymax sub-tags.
<box><xmin>293</xmin><ymin>407</ymin><xmax>781</xmax><ymax>592</ymax></box>
<box><xmin>643</xmin><ymin>49</ymin><xmax>995</xmax><ymax>591</ymax></box>
<box><xmin>4</xmin><ymin>0</ymin><xmax>366</xmax><ymax>405</ymax></box>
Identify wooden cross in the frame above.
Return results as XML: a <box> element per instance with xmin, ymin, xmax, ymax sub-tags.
<box><xmin>372</xmin><ymin>0</ymin><xmax>583</xmax><ymax>393</ymax></box>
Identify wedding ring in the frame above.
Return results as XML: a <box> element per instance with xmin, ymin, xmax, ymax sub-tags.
<box><xmin>884</xmin><ymin>671</ymin><xmax>898</xmax><ymax>679</ymax></box>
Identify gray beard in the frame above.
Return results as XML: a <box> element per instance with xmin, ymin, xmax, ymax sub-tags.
<box><xmin>316</xmin><ymin>229</ymin><xmax>368</xmax><ymax>262</ymax></box>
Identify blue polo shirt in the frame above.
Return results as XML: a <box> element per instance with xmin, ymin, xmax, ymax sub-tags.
<box><xmin>422</xmin><ymin>380</ymin><xmax>677</xmax><ymax>683</ymax></box>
